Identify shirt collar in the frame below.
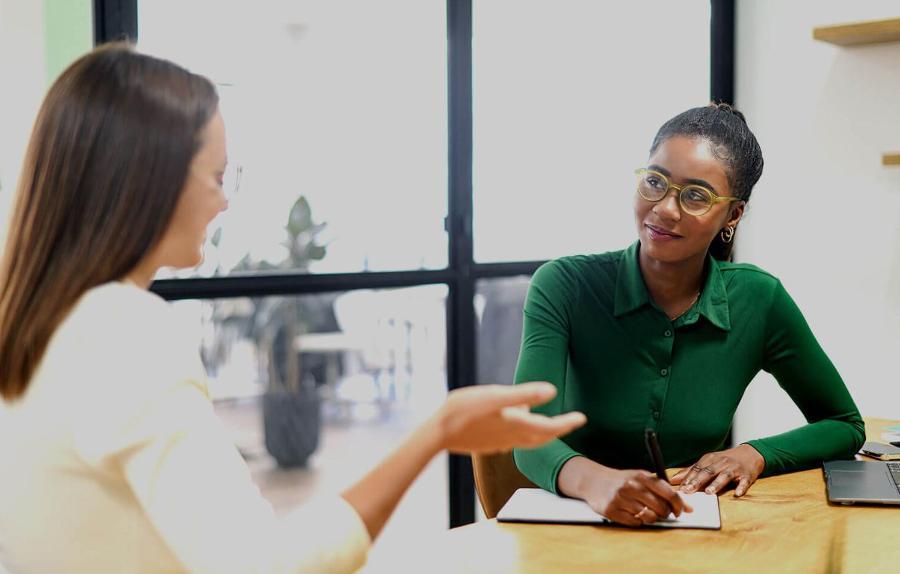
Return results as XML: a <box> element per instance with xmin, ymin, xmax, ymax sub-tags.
<box><xmin>613</xmin><ymin>240</ymin><xmax>731</xmax><ymax>331</ymax></box>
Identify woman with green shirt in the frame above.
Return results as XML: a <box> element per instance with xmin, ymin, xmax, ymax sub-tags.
<box><xmin>513</xmin><ymin>103</ymin><xmax>865</xmax><ymax>527</ymax></box>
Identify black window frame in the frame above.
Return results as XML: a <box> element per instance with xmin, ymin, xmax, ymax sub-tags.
<box><xmin>94</xmin><ymin>0</ymin><xmax>734</xmax><ymax>528</ymax></box>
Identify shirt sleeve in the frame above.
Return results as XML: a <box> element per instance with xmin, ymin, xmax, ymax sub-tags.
<box><xmin>73</xmin><ymin>347</ymin><xmax>370</xmax><ymax>574</ymax></box>
<box><xmin>512</xmin><ymin>261</ymin><xmax>582</xmax><ymax>494</ymax></box>
<box><xmin>748</xmin><ymin>280</ymin><xmax>865</xmax><ymax>476</ymax></box>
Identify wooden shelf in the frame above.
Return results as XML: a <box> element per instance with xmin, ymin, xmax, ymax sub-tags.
<box><xmin>883</xmin><ymin>153</ymin><xmax>900</xmax><ymax>166</ymax></box>
<box><xmin>814</xmin><ymin>19</ymin><xmax>900</xmax><ymax>167</ymax></box>
<box><xmin>813</xmin><ymin>18</ymin><xmax>900</xmax><ymax>46</ymax></box>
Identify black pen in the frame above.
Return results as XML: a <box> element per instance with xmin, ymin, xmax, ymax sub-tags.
<box><xmin>644</xmin><ymin>428</ymin><xmax>669</xmax><ymax>483</ymax></box>
<box><xmin>645</xmin><ymin>428</ymin><xmax>691</xmax><ymax>518</ymax></box>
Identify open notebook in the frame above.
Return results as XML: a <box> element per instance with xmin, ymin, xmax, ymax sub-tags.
<box><xmin>497</xmin><ymin>488</ymin><xmax>721</xmax><ymax>530</ymax></box>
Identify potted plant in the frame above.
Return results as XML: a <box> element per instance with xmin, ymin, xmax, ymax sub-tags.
<box><xmin>214</xmin><ymin>196</ymin><xmax>337</xmax><ymax>467</ymax></box>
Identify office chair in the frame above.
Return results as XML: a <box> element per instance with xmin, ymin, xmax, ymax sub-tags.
<box><xmin>471</xmin><ymin>450</ymin><xmax>537</xmax><ymax>519</ymax></box>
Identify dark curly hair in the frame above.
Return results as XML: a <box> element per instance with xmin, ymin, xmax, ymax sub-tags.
<box><xmin>649</xmin><ymin>102</ymin><xmax>764</xmax><ymax>261</ymax></box>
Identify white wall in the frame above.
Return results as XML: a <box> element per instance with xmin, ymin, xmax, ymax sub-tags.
<box><xmin>733</xmin><ymin>1</ymin><xmax>900</xmax><ymax>443</ymax></box>
<box><xmin>0</xmin><ymin>0</ymin><xmax>46</xmax><ymax>245</ymax></box>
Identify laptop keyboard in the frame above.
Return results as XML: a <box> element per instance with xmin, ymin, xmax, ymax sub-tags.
<box><xmin>889</xmin><ymin>462</ymin><xmax>900</xmax><ymax>492</ymax></box>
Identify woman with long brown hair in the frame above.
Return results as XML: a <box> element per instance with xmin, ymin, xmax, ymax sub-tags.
<box><xmin>0</xmin><ymin>43</ymin><xmax>585</xmax><ymax>573</ymax></box>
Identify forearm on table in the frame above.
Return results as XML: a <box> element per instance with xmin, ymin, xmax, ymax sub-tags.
<box><xmin>746</xmin><ymin>415</ymin><xmax>866</xmax><ymax>476</ymax></box>
<box><xmin>341</xmin><ymin>414</ymin><xmax>444</xmax><ymax>541</ymax></box>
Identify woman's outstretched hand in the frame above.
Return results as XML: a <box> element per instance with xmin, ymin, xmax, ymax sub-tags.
<box><xmin>342</xmin><ymin>382</ymin><xmax>584</xmax><ymax>542</ymax></box>
<box><xmin>670</xmin><ymin>444</ymin><xmax>765</xmax><ymax>497</ymax></box>
<box><xmin>436</xmin><ymin>382</ymin><xmax>587</xmax><ymax>454</ymax></box>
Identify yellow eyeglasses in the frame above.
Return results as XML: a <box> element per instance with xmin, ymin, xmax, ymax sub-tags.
<box><xmin>635</xmin><ymin>168</ymin><xmax>741</xmax><ymax>216</ymax></box>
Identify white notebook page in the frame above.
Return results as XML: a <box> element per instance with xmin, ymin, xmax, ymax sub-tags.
<box><xmin>497</xmin><ymin>487</ymin><xmax>721</xmax><ymax>530</ymax></box>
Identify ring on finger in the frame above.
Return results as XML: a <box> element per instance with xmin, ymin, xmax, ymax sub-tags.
<box><xmin>633</xmin><ymin>506</ymin><xmax>649</xmax><ymax>520</ymax></box>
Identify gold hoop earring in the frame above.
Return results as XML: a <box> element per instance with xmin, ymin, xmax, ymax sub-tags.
<box><xmin>720</xmin><ymin>226</ymin><xmax>735</xmax><ymax>244</ymax></box>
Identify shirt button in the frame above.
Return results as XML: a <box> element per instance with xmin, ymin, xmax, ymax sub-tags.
<box><xmin>660</xmin><ymin>368</ymin><xmax>668</xmax><ymax>376</ymax></box>
<box><xmin>663</xmin><ymin>329</ymin><xmax>672</xmax><ymax>337</ymax></box>
<box><xmin>652</xmin><ymin>410</ymin><xmax>661</xmax><ymax>420</ymax></box>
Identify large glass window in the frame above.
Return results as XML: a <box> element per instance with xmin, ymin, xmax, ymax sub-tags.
<box><xmin>138</xmin><ymin>0</ymin><xmax>448</xmax><ymax>277</ymax></box>
<box><xmin>473</xmin><ymin>0</ymin><xmax>711</xmax><ymax>262</ymax></box>
<box><xmin>170</xmin><ymin>285</ymin><xmax>449</xmax><ymax>540</ymax></box>
<box><xmin>115</xmin><ymin>0</ymin><xmax>722</xmax><ymax>531</ymax></box>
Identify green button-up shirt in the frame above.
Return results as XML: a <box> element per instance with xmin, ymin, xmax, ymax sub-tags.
<box><xmin>513</xmin><ymin>241</ymin><xmax>865</xmax><ymax>494</ymax></box>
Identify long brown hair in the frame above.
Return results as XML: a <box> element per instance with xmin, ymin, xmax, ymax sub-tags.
<box><xmin>0</xmin><ymin>43</ymin><xmax>218</xmax><ymax>400</ymax></box>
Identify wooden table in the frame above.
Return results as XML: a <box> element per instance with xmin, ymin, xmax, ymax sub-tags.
<box><xmin>363</xmin><ymin>418</ymin><xmax>900</xmax><ymax>573</ymax></box>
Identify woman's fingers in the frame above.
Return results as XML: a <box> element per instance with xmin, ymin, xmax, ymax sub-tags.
<box><xmin>492</xmin><ymin>411</ymin><xmax>585</xmax><ymax>450</ymax></box>
<box><xmin>442</xmin><ymin>384</ymin><xmax>586</xmax><ymax>453</ymax></box>
<box><xmin>679</xmin><ymin>460</ymin><xmax>718</xmax><ymax>494</ymax></box>
<box><xmin>536</xmin><ymin>412</ymin><xmax>587</xmax><ymax>439</ymax></box>
<box><xmin>735</xmin><ymin>476</ymin><xmax>753</xmax><ymax>497</ymax></box>
<box><xmin>606</xmin><ymin>507</ymin><xmax>643</xmax><ymax>527</ymax></box>
<box><xmin>632</xmin><ymin>492</ymin><xmax>671</xmax><ymax>520</ymax></box>
<box><xmin>502</xmin><ymin>408</ymin><xmax>586</xmax><ymax>436</ymax></box>
<box><xmin>670</xmin><ymin>467</ymin><xmax>689</xmax><ymax>484</ymax></box>
<box><xmin>485</xmin><ymin>381</ymin><xmax>558</xmax><ymax>409</ymax></box>
<box><xmin>616</xmin><ymin>497</ymin><xmax>662</xmax><ymax>526</ymax></box>
<box><xmin>615</xmin><ymin>474</ymin><xmax>678</xmax><ymax>519</ymax></box>
<box><xmin>466</xmin><ymin>383</ymin><xmax>587</xmax><ymax>447</ymax></box>
<box><xmin>446</xmin><ymin>383</ymin><xmax>556</xmax><ymax>420</ymax></box>
<box><xmin>703</xmin><ymin>468</ymin><xmax>736</xmax><ymax>494</ymax></box>
<box><xmin>632</xmin><ymin>505</ymin><xmax>660</xmax><ymax>525</ymax></box>
<box><xmin>675</xmin><ymin>466</ymin><xmax>700</xmax><ymax>493</ymax></box>
<box><xmin>684</xmin><ymin>464</ymin><xmax>748</xmax><ymax>496</ymax></box>
<box><xmin>587</xmin><ymin>470</ymin><xmax>694</xmax><ymax>528</ymax></box>
<box><xmin>608</xmin><ymin>498</ymin><xmax>655</xmax><ymax>527</ymax></box>
<box><xmin>678</xmin><ymin>446</ymin><xmax>765</xmax><ymax>496</ymax></box>
<box><xmin>641</xmin><ymin>474</ymin><xmax>691</xmax><ymax>516</ymax></box>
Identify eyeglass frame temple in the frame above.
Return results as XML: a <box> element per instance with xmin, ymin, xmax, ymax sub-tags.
<box><xmin>229</xmin><ymin>165</ymin><xmax>243</xmax><ymax>197</ymax></box>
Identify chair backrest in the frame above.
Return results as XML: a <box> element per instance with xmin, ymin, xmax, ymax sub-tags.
<box><xmin>471</xmin><ymin>450</ymin><xmax>537</xmax><ymax>519</ymax></box>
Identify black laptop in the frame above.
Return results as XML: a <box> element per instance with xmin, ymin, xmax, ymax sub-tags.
<box><xmin>823</xmin><ymin>459</ymin><xmax>900</xmax><ymax>505</ymax></box>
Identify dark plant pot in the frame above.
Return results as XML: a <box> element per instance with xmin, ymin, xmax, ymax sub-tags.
<box><xmin>262</xmin><ymin>386</ymin><xmax>321</xmax><ymax>468</ymax></box>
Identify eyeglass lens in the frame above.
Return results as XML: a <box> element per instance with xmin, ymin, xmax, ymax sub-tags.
<box><xmin>638</xmin><ymin>171</ymin><xmax>711</xmax><ymax>215</ymax></box>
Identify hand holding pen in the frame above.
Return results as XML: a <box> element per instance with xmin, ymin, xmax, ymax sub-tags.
<box><xmin>555</xmin><ymin>429</ymin><xmax>692</xmax><ymax>527</ymax></box>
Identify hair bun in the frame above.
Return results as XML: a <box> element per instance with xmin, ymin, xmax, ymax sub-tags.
<box><xmin>709</xmin><ymin>101</ymin><xmax>747</xmax><ymax>125</ymax></box>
